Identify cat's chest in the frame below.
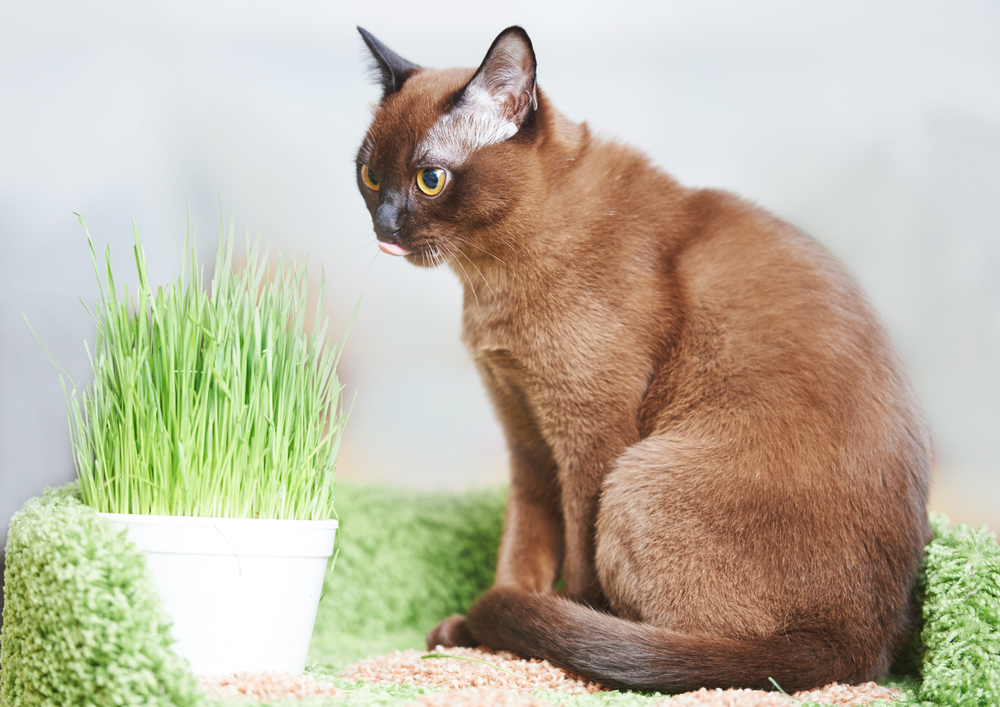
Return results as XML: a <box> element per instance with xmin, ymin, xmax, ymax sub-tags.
<box><xmin>459</xmin><ymin>291</ymin><xmax>579</xmax><ymax>373</ymax></box>
<box><xmin>461</xmin><ymin>291</ymin><xmax>654</xmax><ymax>460</ymax></box>
<box><xmin>460</xmin><ymin>286</ymin><xmax>647</xmax><ymax>402</ymax></box>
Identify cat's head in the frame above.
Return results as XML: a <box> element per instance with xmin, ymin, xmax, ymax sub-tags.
<box><xmin>356</xmin><ymin>26</ymin><xmax>541</xmax><ymax>267</ymax></box>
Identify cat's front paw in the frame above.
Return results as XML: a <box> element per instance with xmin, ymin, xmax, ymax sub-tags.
<box><xmin>426</xmin><ymin>614</ymin><xmax>477</xmax><ymax>649</ymax></box>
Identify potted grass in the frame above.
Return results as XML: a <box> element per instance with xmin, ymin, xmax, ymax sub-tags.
<box><xmin>59</xmin><ymin>215</ymin><xmax>351</xmax><ymax>675</ymax></box>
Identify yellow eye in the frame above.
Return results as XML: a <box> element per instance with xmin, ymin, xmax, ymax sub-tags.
<box><xmin>416</xmin><ymin>167</ymin><xmax>446</xmax><ymax>196</ymax></box>
<box><xmin>361</xmin><ymin>164</ymin><xmax>380</xmax><ymax>191</ymax></box>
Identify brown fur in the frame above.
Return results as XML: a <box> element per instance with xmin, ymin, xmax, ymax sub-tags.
<box><xmin>356</xmin><ymin>26</ymin><xmax>931</xmax><ymax>693</ymax></box>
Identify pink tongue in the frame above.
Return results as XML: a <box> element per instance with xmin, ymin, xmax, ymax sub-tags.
<box><xmin>378</xmin><ymin>241</ymin><xmax>411</xmax><ymax>256</ymax></box>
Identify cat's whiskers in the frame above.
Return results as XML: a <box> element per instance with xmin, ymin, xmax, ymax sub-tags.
<box><xmin>361</xmin><ymin>247</ymin><xmax>381</xmax><ymax>280</ymax></box>
<box><xmin>354</xmin><ymin>234</ymin><xmax>382</xmax><ymax>257</ymax></box>
<box><xmin>442</xmin><ymin>234</ymin><xmax>499</xmax><ymax>302</ymax></box>
<box><xmin>446</xmin><ymin>231</ymin><xmax>508</xmax><ymax>268</ymax></box>
<box><xmin>457</xmin><ymin>248</ymin><xmax>497</xmax><ymax>302</ymax></box>
<box><xmin>433</xmin><ymin>247</ymin><xmax>448</xmax><ymax>270</ymax></box>
<box><xmin>461</xmin><ymin>239</ymin><xmax>508</xmax><ymax>266</ymax></box>
<box><xmin>488</xmin><ymin>231</ymin><xmax>516</xmax><ymax>251</ymax></box>
<box><xmin>447</xmin><ymin>243</ymin><xmax>481</xmax><ymax>307</ymax></box>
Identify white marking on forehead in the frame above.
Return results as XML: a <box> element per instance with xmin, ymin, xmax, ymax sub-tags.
<box><xmin>417</xmin><ymin>83</ymin><xmax>519</xmax><ymax>167</ymax></box>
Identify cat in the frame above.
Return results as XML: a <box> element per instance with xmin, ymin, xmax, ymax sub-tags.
<box><xmin>355</xmin><ymin>25</ymin><xmax>931</xmax><ymax>693</ymax></box>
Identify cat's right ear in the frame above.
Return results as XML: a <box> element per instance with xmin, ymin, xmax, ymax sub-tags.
<box><xmin>358</xmin><ymin>27</ymin><xmax>420</xmax><ymax>100</ymax></box>
<box><xmin>457</xmin><ymin>26</ymin><xmax>538</xmax><ymax>131</ymax></box>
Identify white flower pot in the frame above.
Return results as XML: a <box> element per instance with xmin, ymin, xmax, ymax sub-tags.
<box><xmin>99</xmin><ymin>513</ymin><xmax>338</xmax><ymax>676</ymax></box>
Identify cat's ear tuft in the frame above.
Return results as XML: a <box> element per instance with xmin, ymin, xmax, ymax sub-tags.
<box><xmin>460</xmin><ymin>26</ymin><xmax>538</xmax><ymax>130</ymax></box>
<box><xmin>358</xmin><ymin>27</ymin><xmax>420</xmax><ymax>100</ymax></box>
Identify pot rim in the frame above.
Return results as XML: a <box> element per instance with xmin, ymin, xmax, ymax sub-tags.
<box><xmin>96</xmin><ymin>511</ymin><xmax>338</xmax><ymax>529</ymax></box>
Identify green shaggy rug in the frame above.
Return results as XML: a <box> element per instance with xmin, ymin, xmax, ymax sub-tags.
<box><xmin>1</xmin><ymin>481</ymin><xmax>998</xmax><ymax>707</ymax></box>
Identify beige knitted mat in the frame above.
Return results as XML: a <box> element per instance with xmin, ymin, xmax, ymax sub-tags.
<box><xmin>199</xmin><ymin>646</ymin><xmax>899</xmax><ymax>705</ymax></box>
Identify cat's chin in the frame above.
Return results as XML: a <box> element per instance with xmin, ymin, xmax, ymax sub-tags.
<box><xmin>406</xmin><ymin>250</ymin><xmax>447</xmax><ymax>268</ymax></box>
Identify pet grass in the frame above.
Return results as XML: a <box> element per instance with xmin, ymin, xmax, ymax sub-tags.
<box><xmin>55</xmin><ymin>215</ymin><xmax>351</xmax><ymax>520</ymax></box>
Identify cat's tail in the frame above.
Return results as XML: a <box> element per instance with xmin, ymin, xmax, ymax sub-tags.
<box><xmin>466</xmin><ymin>588</ymin><xmax>862</xmax><ymax>693</ymax></box>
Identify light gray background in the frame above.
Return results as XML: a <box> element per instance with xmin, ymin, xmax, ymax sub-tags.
<box><xmin>2</xmin><ymin>0</ymin><xmax>999</xmax><ymax>550</ymax></box>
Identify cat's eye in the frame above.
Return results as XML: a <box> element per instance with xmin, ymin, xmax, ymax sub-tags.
<box><xmin>416</xmin><ymin>168</ymin><xmax>446</xmax><ymax>196</ymax></box>
<box><xmin>361</xmin><ymin>164</ymin><xmax>380</xmax><ymax>191</ymax></box>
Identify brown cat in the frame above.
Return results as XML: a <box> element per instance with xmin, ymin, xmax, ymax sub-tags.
<box><xmin>355</xmin><ymin>26</ymin><xmax>931</xmax><ymax>693</ymax></box>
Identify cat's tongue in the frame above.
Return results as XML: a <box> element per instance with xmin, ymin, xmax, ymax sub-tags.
<box><xmin>378</xmin><ymin>241</ymin><xmax>411</xmax><ymax>256</ymax></box>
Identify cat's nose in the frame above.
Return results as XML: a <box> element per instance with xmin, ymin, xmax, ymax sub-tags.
<box><xmin>375</xmin><ymin>196</ymin><xmax>406</xmax><ymax>242</ymax></box>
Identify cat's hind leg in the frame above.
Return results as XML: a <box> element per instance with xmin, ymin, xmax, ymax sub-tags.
<box><xmin>464</xmin><ymin>431</ymin><xmax>891</xmax><ymax>690</ymax></box>
<box><xmin>594</xmin><ymin>433</ymin><xmax>786</xmax><ymax>639</ymax></box>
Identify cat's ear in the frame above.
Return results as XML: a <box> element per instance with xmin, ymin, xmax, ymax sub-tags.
<box><xmin>457</xmin><ymin>26</ymin><xmax>538</xmax><ymax>131</ymax></box>
<box><xmin>358</xmin><ymin>27</ymin><xmax>420</xmax><ymax>100</ymax></box>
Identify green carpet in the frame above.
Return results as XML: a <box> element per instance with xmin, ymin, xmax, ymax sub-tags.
<box><xmin>307</xmin><ymin>482</ymin><xmax>505</xmax><ymax>674</ymax></box>
<box><xmin>2</xmin><ymin>481</ymin><xmax>998</xmax><ymax>706</ymax></box>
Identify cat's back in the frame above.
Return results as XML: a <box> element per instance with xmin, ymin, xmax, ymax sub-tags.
<box><xmin>650</xmin><ymin>186</ymin><xmax>931</xmax><ymax>493</ymax></box>
<box><xmin>550</xmin><ymin>138</ymin><xmax>918</xmax><ymax>409</ymax></box>
<box><xmin>670</xmin><ymin>187</ymin><xmax>909</xmax><ymax>393</ymax></box>
<box><xmin>528</xmin><ymin>129</ymin><xmax>928</xmax><ymax>463</ymax></box>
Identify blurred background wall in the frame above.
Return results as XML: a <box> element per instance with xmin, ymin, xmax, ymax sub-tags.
<box><xmin>2</xmin><ymin>0</ymin><xmax>998</xmax><ymax>554</ymax></box>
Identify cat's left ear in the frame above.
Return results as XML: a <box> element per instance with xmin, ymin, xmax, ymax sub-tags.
<box><xmin>358</xmin><ymin>27</ymin><xmax>420</xmax><ymax>100</ymax></box>
<box><xmin>458</xmin><ymin>26</ymin><xmax>538</xmax><ymax>131</ymax></box>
